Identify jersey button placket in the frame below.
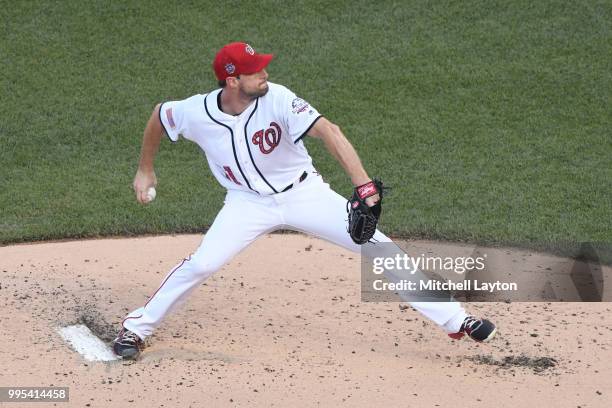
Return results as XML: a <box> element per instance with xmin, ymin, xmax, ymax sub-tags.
<box><xmin>238</xmin><ymin>116</ymin><xmax>263</xmax><ymax>192</ymax></box>
<box><xmin>230</xmin><ymin>122</ymin><xmax>250</xmax><ymax>189</ymax></box>
<box><xmin>233</xmin><ymin>121</ymin><xmax>257</xmax><ymax>190</ymax></box>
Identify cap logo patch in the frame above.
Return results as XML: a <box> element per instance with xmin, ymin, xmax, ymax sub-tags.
<box><xmin>225</xmin><ymin>63</ymin><xmax>236</xmax><ymax>74</ymax></box>
<box><xmin>245</xmin><ymin>44</ymin><xmax>255</xmax><ymax>55</ymax></box>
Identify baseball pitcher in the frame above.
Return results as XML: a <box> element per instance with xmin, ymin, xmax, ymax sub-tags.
<box><xmin>113</xmin><ymin>42</ymin><xmax>497</xmax><ymax>359</ymax></box>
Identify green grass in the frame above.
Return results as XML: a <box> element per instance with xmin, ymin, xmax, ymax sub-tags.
<box><xmin>1</xmin><ymin>0</ymin><xmax>611</xmax><ymax>257</ymax></box>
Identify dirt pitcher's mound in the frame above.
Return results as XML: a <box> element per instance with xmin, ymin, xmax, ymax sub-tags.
<box><xmin>1</xmin><ymin>234</ymin><xmax>611</xmax><ymax>407</ymax></box>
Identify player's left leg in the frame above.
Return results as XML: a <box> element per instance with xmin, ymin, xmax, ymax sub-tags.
<box><xmin>278</xmin><ymin>174</ymin><xmax>489</xmax><ymax>339</ymax></box>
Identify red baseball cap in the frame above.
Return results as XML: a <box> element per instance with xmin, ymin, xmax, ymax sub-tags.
<box><xmin>213</xmin><ymin>42</ymin><xmax>274</xmax><ymax>81</ymax></box>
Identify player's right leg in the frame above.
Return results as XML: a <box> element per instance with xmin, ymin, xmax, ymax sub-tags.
<box><xmin>114</xmin><ymin>190</ymin><xmax>281</xmax><ymax>358</ymax></box>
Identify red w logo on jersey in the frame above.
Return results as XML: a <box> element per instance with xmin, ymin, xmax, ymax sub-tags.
<box><xmin>252</xmin><ymin>122</ymin><xmax>281</xmax><ymax>154</ymax></box>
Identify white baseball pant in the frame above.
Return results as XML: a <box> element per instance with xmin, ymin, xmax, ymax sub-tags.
<box><xmin>122</xmin><ymin>172</ymin><xmax>468</xmax><ymax>338</ymax></box>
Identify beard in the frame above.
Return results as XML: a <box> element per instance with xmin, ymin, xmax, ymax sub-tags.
<box><xmin>240</xmin><ymin>83</ymin><xmax>269</xmax><ymax>98</ymax></box>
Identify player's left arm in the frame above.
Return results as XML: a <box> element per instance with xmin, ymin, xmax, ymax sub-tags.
<box><xmin>307</xmin><ymin>117</ymin><xmax>379</xmax><ymax>205</ymax></box>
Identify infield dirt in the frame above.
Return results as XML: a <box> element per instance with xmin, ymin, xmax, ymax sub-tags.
<box><xmin>1</xmin><ymin>234</ymin><xmax>611</xmax><ymax>407</ymax></box>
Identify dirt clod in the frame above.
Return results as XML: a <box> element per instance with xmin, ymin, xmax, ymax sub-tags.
<box><xmin>467</xmin><ymin>354</ymin><xmax>558</xmax><ymax>373</ymax></box>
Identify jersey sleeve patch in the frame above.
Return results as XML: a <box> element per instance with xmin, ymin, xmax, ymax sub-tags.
<box><xmin>280</xmin><ymin>87</ymin><xmax>321</xmax><ymax>143</ymax></box>
<box><xmin>166</xmin><ymin>107</ymin><xmax>176</xmax><ymax>129</ymax></box>
<box><xmin>158</xmin><ymin>100</ymin><xmax>184</xmax><ymax>142</ymax></box>
<box><xmin>291</xmin><ymin>97</ymin><xmax>310</xmax><ymax>114</ymax></box>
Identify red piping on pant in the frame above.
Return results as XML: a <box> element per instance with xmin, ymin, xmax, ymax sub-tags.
<box><xmin>122</xmin><ymin>255</ymin><xmax>192</xmax><ymax>327</ymax></box>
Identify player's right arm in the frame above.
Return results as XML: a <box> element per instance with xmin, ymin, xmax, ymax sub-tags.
<box><xmin>133</xmin><ymin>103</ymin><xmax>163</xmax><ymax>204</ymax></box>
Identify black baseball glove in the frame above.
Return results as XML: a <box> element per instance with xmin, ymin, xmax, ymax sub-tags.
<box><xmin>347</xmin><ymin>179</ymin><xmax>385</xmax><ymax>245</ymax></box>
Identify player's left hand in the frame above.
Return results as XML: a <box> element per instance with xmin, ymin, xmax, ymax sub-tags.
<box><xmin>347</xmin><ymin>179</ymin><xmax>385</xmax><ymax>244</ymax></box>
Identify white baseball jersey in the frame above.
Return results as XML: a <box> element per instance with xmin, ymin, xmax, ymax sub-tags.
<box><xmin>158</xmin><ymin>82</ymin><xmax>322</xmax><ymax>195</ymax></box>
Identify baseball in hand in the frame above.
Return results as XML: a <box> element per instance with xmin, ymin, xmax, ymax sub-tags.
<box><xmin>145</xmin><ymin>186</ymin><xmax>156</xmax><ymax>203</ymax></box>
